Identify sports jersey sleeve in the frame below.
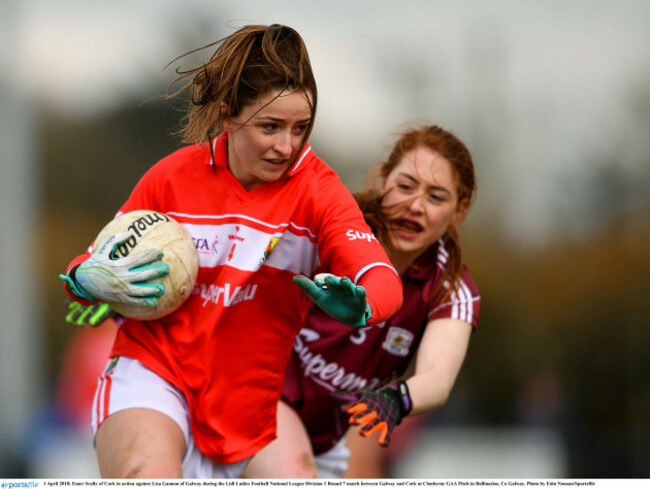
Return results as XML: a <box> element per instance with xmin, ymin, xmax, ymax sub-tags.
<box><xmin>313</xmin><ymin>174</ymin><xmax>402</xmax><ymax>325</ymax></box>
<box><xmin>428</xmin><ymin>265</ymin><xmax>480</xmax><ymax>328</ymax></box>
<box><xmin>357</xmin><ymin>266</ymin><xmax>403</xmax><ymax>325</ymax></box>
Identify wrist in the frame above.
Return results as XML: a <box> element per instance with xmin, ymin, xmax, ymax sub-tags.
<box><xmin>395</xmin><ymin>380</ymin><xmax>413</xmax><ymax>416</ymax></box>
<box><xmin>364</xmin><ymin>303</ymin><xmax>372</xmax><ymax>323</ymax></box>
<box><xmin>381</xmin><ymin>380</ymin><xmax>413</xmax><ymax>423</ymax></box>
<box><xmin>60</xmin><ymin>265</ymin><xmax>96</xmax><ymax>302</ymax></box>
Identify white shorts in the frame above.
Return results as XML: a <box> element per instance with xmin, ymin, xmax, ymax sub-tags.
<box><xmin>314</xmin><ymin>436</ymin><xmax>350</xmax><ymax>479</ymax></box>
<box><xmin>92</xmin><ymin>356</ymin><xmax>249</xmax><ymax>478</ymax></box>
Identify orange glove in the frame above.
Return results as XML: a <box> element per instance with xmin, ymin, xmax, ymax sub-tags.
<box><xmin>333</xmin><ymin>381</ymin><xmax>413</xmax><ymax>447</ymax></box>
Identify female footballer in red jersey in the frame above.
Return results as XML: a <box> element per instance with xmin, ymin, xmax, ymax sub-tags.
<box><xmin>243</xmin><ymin>124</ymin><xmax>480</xmax><ymax>478</ymax></box>
<box><xmin>59</xmin><ymin>25</ymin><xmax>402</xmax><ymax>478</ymax></box>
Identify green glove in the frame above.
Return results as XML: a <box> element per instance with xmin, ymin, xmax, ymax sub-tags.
<box><xmin>59</xmin><ymin>231</ymin><xmax>169</xmax><ymax>307</ymax></box>
<box><xmin>293</xmin><ymin>273</ymin><xmax>372</xmax><ymax>327</ymax></box>
<box><xmin>65</xmin><ymin>300</ymin><xmax>118</xmax><ymax>327</ymax></box>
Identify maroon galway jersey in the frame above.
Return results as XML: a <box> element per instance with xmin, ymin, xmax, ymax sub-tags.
<box><xmin>281</xmin><ymin>239</ymin><xmax>480</xmax><ymax>455</ymax></box>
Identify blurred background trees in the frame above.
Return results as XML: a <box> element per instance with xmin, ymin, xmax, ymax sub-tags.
<box><xmin>2</xmin><ymin>0</ymin><xmax>649</xmax><ymax>479</ymax></box>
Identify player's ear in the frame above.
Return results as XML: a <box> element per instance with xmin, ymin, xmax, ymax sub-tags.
<box><xmin>220</xmin><ymin>103</ymin><xmax>232</xmax><ymax>131</ymax></box>
<box><xmin>451</xmin><ymin>198</ymin><xmax>469</xmax><ymax>226</ymax></box>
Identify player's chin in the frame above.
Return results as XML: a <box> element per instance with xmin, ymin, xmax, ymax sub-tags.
<box><xmin>259</xmin><ymin>163</ymin><xmax>292</xmax><ymax>181</ymax></box>
<box><xmin>391</xmin><ymin>234</ymin><xmax>428</xmax><ymax>256</ymax></box>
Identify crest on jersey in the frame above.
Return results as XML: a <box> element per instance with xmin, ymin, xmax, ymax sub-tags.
<box><xmin>104</xmin><ymin>356</ymin><xmax>119</xmax><ymax>374</ymax></box>
<box><xmin>264</xmin><ymin>237</ymin><xmax>281</xmax><ymax>260</ymax></box>
<box><xmin>382</xmin><ymin>327</ymin><xmax>413</xmax><ymax>357</ymax></box>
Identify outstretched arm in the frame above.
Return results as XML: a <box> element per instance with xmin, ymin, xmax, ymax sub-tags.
<box><xmin>293</xmin><ymin>266</ymin><xmax>402</xmax><ymax>327</ymax></box>
<box><xmin>338</xmin><ymin>317</ymin><xmax>472</xmax><ymax>446</ymax></box>
<box><xmin>293</xmin><ymin>273</ymin><xmax>371</xmax><ymax>327</ymax></box>
<box><xmin>404</xmin><ymin>317</ymin><xmax>472</xmax><ymax>414</ymax></box>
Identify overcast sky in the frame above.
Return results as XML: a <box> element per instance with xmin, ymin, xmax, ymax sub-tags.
<box><xmin>5</xmin><ymin>0</ymin><xmax>650</xmax><ymax>245</ymax></box>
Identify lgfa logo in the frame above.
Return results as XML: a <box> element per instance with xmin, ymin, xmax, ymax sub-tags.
<box><xmin>193</xmin><ymin>235</ymin><xmax>219</xmax><ymax>255</ymax></box>
<box><xmin>193</xmin><ymin>237</ymin><xmax>210</xmax><ymax>253</ymax></box>
<box><xmin>345</xmin><ymin>229</ymin><xmax>377</xmax><ymax>242</ymax></box>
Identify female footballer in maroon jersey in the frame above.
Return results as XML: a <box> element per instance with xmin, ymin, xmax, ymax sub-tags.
<box><xmin>244</xmin><ymin>124</ymin><xmax>481</xmax><ymax>478</ymax></box>
<box><xmin>59</xmin><ymin>25</ymin><xmax>402</xmax><ymax>478</ymax></box>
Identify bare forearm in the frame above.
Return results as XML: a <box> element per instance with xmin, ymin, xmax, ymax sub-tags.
<box><xmin>405</xmin><ymin>318</ymin><xmax>472</xmax><ymax>416</ymax></box>
<box><xmin>405</xmin><ymin>368</ymin><xmax>457</xmax><ymax>415</ymax></box>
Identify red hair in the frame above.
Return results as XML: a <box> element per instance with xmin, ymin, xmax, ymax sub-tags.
<box><xmin>356</xmin><ymin>124</ymin><xmax>477</xmax><ymax>303</ymax></box>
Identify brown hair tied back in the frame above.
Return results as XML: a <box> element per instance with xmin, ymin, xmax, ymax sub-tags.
<box><xmin>356</xmin><ymin>124</ymin><xmax>477</xmax><ymax>304</ymax></box>
<box><xmin>167</xmin><ymin>24</ymin><xmax>318</xmax><ymax>145</ymax></box>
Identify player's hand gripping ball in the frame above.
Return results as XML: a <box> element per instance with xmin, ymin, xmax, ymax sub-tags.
<box><xmin>65</xmin><ymin>210</ymin><xmax>199</xmax><ymax>321</ymax></box>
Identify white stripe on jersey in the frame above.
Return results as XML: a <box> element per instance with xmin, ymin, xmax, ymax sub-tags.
<box><xmin>425</xmin><ymin>239</ymin><xmax>476</xmax><ymax>324</ymax></box>
<box><xmin>288</xmin><ymin>144</ymin><xmax>312</xmax><ymax>174</ymax></box>
<box><xmin>459</xmin><ymin>278</ymin><xmax>474</xmax><ymax>324</ymax></box>
<box><xmin>264</xmin><ymin>230</ymin><xmax>321</xmax><ymax>274</ymax></box>
<box><xmin>436</xmin><ymin>238</ymin><xmax>449</xmax><ymax>267</ymax></box>
<box><xmin>458</xmin><ymin>282</ymin><xmax>468</xmax><ymax>321</ymax></box>
<box><xmin>167</xmin><ymin>212</ymin><xmax>318</xmax><ymax>239</ymax></box>
<box><xmin>184</xmin><ymin>222</ymin><xmax>319</xmax><ymax>275</ymax></box>
<box><xmin>210</xmin><ymin>138</ymin><xmax>218</xmax><ymax>166</ymax></box>
<box><xmin>93</xmin><ymin>371</ymin><xmax>109</xmax><ymax>428</ymax></box>
<box><xmin>353</xmin><ymin>262</ymin><xmax>399</xmax><ymax>284</ymax></box>
<box><xmin>451</xmin><ymin>288</ymin><xmax>460</xmax><ymax>319</ymax></box>
<box><xmin>428</xmin><ymin>276</ymin><xmax>476</xmax><ymax>324</ymax></box>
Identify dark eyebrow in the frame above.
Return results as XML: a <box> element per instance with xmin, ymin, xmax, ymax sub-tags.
<box><xmin>397</xmin><ymin>172</ymin><xmax>451</xmax><ymax>194</ymax></box>
<box><xmin>256</xmin><ymin>116</ymin><xmax>312</xmax><ymax>124</ymax></box>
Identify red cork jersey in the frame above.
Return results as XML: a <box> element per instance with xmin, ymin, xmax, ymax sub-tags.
<box><xmin>66</xmin><ymin>133</ymin><xmax>402</xmax><ymax>463</ymax></box>
<box><xmin>281</xmin><ymin>240</ymin><xmax>480</xmax><ymax>455</ymax></box>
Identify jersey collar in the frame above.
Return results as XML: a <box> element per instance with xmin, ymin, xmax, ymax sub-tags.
<box><xmin>404</xmin><ymin>239</ymin><xmax>445</xmax><ymax>280</ymax></box>
<box><xmin>209</xmin><ymin>132</ymin><xmax>228</xmax><ymax>169</ymax></box>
